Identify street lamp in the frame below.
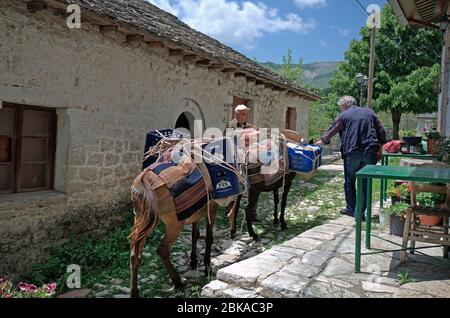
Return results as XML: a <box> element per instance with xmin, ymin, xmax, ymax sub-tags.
<box><xmin>439</xmin><ymin>15</ymin><xmax>449</xmax><ymax>33</ymax></box>
<box><xmin>355</xmin><ymin>73</ymin><xmax>368</xmax><ymax>106</ymax></box>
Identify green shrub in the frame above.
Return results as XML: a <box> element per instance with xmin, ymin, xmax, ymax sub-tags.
<box><xmin>424</xmin><ymin>130</ymin><xmax>441</xmax><ymax>140</ymax></box>
<box><xmin>416</xmin><ymin>192</ymin><xmax>445</xmax><ymax>208</ymax></box>
<box><xmin>438</xmin><ymin>137</ymin><xmax>450</xmax><ymax>164</ymax></box>
<box><xmin>400</xmin><ymin>129</ymin><xmax>417</xmax><ymax>138</ymax></box>
<box><xmin>386</xmin><ymin>202</ymin><xmax>409</xmax><ymax>217</ymax></box>
<box><xmin>387</xmin><ymin>183</ymin><xmax>410</xmax><ymax>199</ymax></box>
<box><xmin>19</xmin><ymin>215</ymin><xmax>135</xmax><ymax>293</ymax></box>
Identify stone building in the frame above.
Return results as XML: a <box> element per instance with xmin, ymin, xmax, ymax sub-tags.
<box><xmin>0</xmin><ymin>0</ymin><xmax>319</xmax><ymax>274</ymax></box>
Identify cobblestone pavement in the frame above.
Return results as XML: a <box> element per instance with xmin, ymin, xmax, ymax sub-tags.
<box><xmin>202</xmin><ymin>213</ymin><xmax>450</xmax><ymax>298</ymax></box>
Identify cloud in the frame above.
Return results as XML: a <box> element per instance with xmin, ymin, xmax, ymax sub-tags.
<box><xmin>146</xmin><ymin>0</ymin><xmax>316</xmax><ymax>48</ymax></box>
<box><xmin>147</xmin><ymin>0</ymin><xmax>179</xmax><ymax>15</ymax></box>
<box><xmin>293</xmin><ymin>0</ymin><xmax>327</xmax><ymax>9</ymax></box>
<box><xmin>339</xmin><ymin>28</ymin><xmax>350</xmax><ymax>36</ymax></box>
<box><xmin>330</xmin><ymin>26</ymin><xmax>350</xmax><ymax>37</ymax></box>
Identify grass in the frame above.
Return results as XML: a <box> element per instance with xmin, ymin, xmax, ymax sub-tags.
<box><xmin>396</xmin><ymin>272</ymin><xmax>417</xmax><ymax>285</ymax></box>
<box><xmin>17</xmin><ymin>169</ymin><xmax>347</xmax><ymax>298</ymax></box>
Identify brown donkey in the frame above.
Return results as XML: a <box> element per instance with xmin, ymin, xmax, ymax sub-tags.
<box><xmin>228</xmin><ymin>171</ymin><xmax>297</xmax><ymax>241</ymax></box>
<box><xmin>129</xmin><ymin>168</ymin><xmax>218</xmax><ymax>298</ymax></box>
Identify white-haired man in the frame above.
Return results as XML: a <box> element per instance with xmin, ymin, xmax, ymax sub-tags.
<box><xmin>316</xmin><ymin>96</ymin><xmax>387</xmax><ymax>220</ymax></box>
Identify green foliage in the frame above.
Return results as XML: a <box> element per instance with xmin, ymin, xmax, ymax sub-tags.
<box><xmin>308</xmin><ymin>100</ymin><xmax>335</xmax><ymax>141</ymax></box>
<box><xmin>424</xmin><ymin>129</ymin><xmax>442</xmax><ymax>140</ymax></box>
<box><xmin>396</xmin><ymin>272</ymin><xmax>416</xmax><ymax>285</ymax></box>
<box><xmin>328</xmin><ymin>5</ymin><xmax>442</xmax><ymax>138</ymax></box>
<box><xmin>438</xmin><ymin>137</ymin><xmax>450</xmax><ymax>164</ymax></box>
<box><xmin>416</xmin><ymin>192</ymin><xmax>445</xmax><ymax>208</ymax></box>
<box><xmin>387</xmin><ymin>183</ymin><xmax>410</xmax><ymax>199</ymax></box>
<box><xmin>386</xmin><ymin>202</ymin><xmax>409</xmax><ymax>217</ymax></box>
<box><xmin>278</xmin><ymin>48</ymin><xmax>306</xmax><ymax>87</ymax></box>
<box><xmin>400</xmin><ymin>129</ymin><xmax>417</xmax><ymax>138</ymax></box>
<box><xmin>19</xmin><ymin>216</ymin><xmax>134</xmax><ymax>293</ymax></box>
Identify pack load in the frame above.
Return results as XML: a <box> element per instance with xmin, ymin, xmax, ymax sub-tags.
<box><xmin>143</xmin><ymin>129</ymin><xmax>245</xmax><ymax>200</ymax></box>
<box><xmin>202</xmin><ymin>138</ymin><xmax>244</xmax><ymax>199</ymax></box>
<box><xmin>287</xmin><ymin>142</ymin><xmax>322</xmax><ymax>177</ymax></box>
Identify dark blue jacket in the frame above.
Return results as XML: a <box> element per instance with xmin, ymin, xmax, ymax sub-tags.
<box><xmin>321</xmin><ymin>106</ymin><xmax>387</xmax><ymax>156</ymax></box>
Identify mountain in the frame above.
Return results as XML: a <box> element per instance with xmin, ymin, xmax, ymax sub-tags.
<box><xmin>260</xmin><ymin>61</ymin><xmax>340</xmax><ymax>90</ymax></box>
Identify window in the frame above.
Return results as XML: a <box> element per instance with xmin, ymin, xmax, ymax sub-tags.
<box><xmin>0</xmin><ymin>103</ymin><xmax>56</xmax><ymax>194</ymax></box>
<box><xmin>285</xmin><ymin>107</ymin><xmax>297</xmax><ymax>131</ymax></box>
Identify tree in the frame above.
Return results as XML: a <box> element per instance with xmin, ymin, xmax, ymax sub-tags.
<box><xmin>279</xmin><ymin>48</ymin><xmax>306</xmax><ymax>86</ymax></box>
<box><xmin>329</xmin><ymin>5</ymin><xmax>442</xmax><ymax>139</ymax></box>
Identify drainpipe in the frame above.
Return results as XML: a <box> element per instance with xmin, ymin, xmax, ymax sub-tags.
<box><xmin>438</xmin><ymin>24</ymin><xmax>450</xmax><ymax>137</ymax></box>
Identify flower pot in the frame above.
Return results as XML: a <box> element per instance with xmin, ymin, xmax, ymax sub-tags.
<box><xmin>427</xmin><ymin>139</ymin><xmax>441</xmax><ymax>155</ymax></box>
<box><xmin>403</xmin><ymin>136</ymin><xmax>422</xmax><ymax>147</ymax></box>
<box><xmin>389</xmin><ymin>215</ymin><xmax>405</xmax><ymax>237</ymax></box>
<box><xmin>418</xmin><ymin>215</ymin><xmax>443</xmax><ymax>226</ymax></box>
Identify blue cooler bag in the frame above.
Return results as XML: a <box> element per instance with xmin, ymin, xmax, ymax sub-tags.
<box><xmin>287</xmin><ymin>143</ymin><xmax>322</xmax><ymax>173</ymax></box>
<box><xmin>202</xmin><ymin>139</ymin><xmax>243</xmax><ymax>199</ymax></box>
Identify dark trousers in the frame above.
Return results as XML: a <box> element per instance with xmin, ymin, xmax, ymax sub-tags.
<box><xmin>343</xmin><ymin>149</ymin><xmax>378</xmax><ymax>215</ymax></box>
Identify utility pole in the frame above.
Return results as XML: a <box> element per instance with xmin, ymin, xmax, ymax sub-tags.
<box><xmin>367</xmin><ymin>14</ymin><xmax>377</xmax><ymax>108</ymax></box>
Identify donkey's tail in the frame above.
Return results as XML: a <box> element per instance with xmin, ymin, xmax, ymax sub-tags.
<box><xmin>129</xmin><ymin>171</ymin><xmax>159</xmax><ymax>251</ymax></box>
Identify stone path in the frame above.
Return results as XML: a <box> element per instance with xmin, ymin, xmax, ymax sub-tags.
<box><xmin>202</xmin><ymin>214</ymin><xmax>450</xmax><ymax>298</ymax></box>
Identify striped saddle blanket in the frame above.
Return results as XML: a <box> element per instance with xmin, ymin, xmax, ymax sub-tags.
<box><xmin>146</xmin><ymin>158</ymin><xmax>208</xmax><ymax>222</ymax></box>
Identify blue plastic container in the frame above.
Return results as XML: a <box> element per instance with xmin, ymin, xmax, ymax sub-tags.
<box><xmin>142</xmin><ymin>129</ymin><xmax>190</xmax><ymax>170</ymax></box>
<box><xmin>287</xmin><ymin>144</ymin><xmax>322</xmax><ymax>173</ymax></box>
<box><xmin>202</xmin><ymin>139</ymin><xmax>242</xmax><ymax>199</ymax></box>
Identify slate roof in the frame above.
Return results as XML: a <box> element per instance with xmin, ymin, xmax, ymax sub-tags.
<box><xmin>51</xmin><ymin>0</ymin><xmax>319</xmax><ymax>100</ymax></box>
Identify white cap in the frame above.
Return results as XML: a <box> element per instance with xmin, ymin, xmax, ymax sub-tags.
<box><xmin>235</xmin><ymin>104</ymin><xmax>250</xmax><ymax>113</ymax></box>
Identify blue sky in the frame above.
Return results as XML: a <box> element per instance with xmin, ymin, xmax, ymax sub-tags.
<box><xmin>148</xmin><ymin>0</ymin><xmax>387</xmax><ymax>64</ymax></box>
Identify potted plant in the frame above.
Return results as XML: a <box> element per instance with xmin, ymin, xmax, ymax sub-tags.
<box><xmin>424</xmin><ymin>129</ymin><xmax>442</xmax><ymax>155</ymax></box>
<box><xmin>400</xmin><ymin>129</ymin><xmax>422</xmax><ymax>148</ymax></box>
<box><xmin>387</xmin><ymin>183</ymin><xmax>410</xmax><ymax>205</ymax></box>
<box><xmin>386</xmin><ymin>202</ymin><xmax>409</xmax><ymax>237</ymax></box>
<box><xmin>416</xmin><ymin>192</ymin><xmax>445</xmax><ymax>226</ymax></box>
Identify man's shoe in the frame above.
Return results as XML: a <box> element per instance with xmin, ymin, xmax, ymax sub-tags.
<box><xmin>340</xmin><ymin>208</ymin><xmax>354</xmax><ymax>217</ymax></box>
<box><xmin>340</xmin><ymin>208</ymin><xmax>366</xmax><ymax>221</ymax></box>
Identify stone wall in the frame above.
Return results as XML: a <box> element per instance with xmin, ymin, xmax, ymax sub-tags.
<box><xmin>0</xmin><ymin>0</ymin><xmax>312</xmax><ymax>274</ymax></box>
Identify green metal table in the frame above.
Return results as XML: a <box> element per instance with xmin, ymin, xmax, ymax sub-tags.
<box><xmin>379</xmin><ymin>153</ymin><xmax>439</xmax><ymax>208</ymax></box>
<box><xmin>355</xmin><ymin>165</ymin><xmax>450</xmax><ymax>273</ymax></box>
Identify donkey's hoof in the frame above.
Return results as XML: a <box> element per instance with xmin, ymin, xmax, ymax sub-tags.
<box><xmin>229</xmin><ymin>232</ymin><xmax>237</xmax><ymax>239</ymax></box>
<box><xmin>273</xmin><ymin>219</ymin><xmax>280</xmax><ymax>225</ymax></box>
<box><xmin>174</xmin><ymin>282</ymin><xmax>187</xmax><ymax>291</ymax></box>
<box><xmin>252</xmin><ymin>234</ymin><xmax>260</xmax><ymax>242</ymax></box>
<box><xmin>280</xmin><ymin>223</ymin><xmax>288</xmax><ymax>231</ymax></box>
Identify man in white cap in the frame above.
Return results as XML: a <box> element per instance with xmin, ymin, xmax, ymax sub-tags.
<box><xmin>226</xmin><ymin>105</ymin><xmax>257</xmax><ymax>130</ymax></box>
<box><xmin>225</xmin><ymin>105</ymin><xmax>260</xmax><ymax>223</ymax></box>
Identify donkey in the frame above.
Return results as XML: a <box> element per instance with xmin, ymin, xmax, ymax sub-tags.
<box><xmin>129</xmin><ymin>165</ymin><xmax>221</xmax><ymax>298</ymax></box>
<box><xmin>228</xmin><ymin>171</ymin><xmax>297</xmax><ymax>241</ymax></box>
<box><xmin>228</xmin><ymin>134</ymin><xmax>314</xmax><ymax>241</ymax></box>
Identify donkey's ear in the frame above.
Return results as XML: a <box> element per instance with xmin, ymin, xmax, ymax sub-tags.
<box><xmin>309</xmin><ymin>139</ymin><xmax>314</xmax><ymax>145</ymax></box>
